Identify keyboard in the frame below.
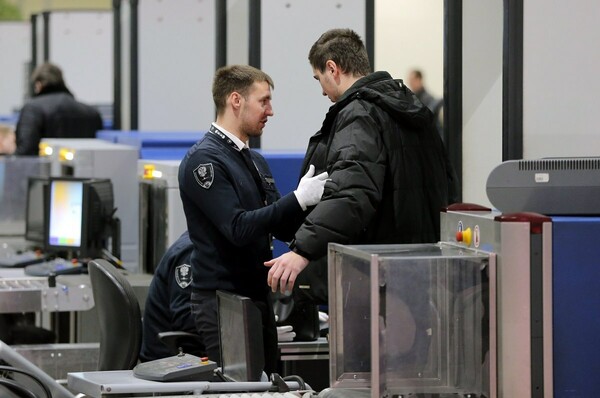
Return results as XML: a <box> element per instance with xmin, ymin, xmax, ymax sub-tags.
<box><xmin>134</xmin><ymin>354</ymin><xmax>217</xmax><ymax>382</ymax></box>
<box><xmin>0</xmin><ymin>250</ymin><xmax>49</xmax><ymax>268</ymax></box>
<box><xmin>24</xmin><ymin>258</ymin><xmax>86</xmax><ymax>276</ymax></box>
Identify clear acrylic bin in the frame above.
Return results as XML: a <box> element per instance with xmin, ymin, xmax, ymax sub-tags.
<box><xmin>327</xmin><ymin>243</ymin><xmax>496</xmax><ymax>398</ymax></box>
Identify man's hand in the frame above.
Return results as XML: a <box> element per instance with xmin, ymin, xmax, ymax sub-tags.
<box><xmin>264</xmin><ymin>251</ymin><xmax>309</xmax><ymax>293</ymax></box>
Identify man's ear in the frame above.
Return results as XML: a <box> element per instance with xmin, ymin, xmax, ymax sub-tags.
<box><xmin>229</xmin><ymin>91</ymin><xmax>242</xmax><ymax>109</ymax></box>
<box><xmin>325</xmin><ymin>60</ymin><xmax>337</xmax><ymax>75</ymax></box>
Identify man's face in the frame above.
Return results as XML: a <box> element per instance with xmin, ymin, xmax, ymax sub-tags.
<box><xmin>313</xmin><ymin>67</ymin><xmax>338</xmax><ymax>103</ymax></box>
<box><xmin>239</xmin><ymin>81</ymin><xmax>274</xmax><ymax>139</ymax></box>
<box><xmin>408</xmin><ymin>72</ymin><xmax>422</xmax><ymax>92</ymax></box>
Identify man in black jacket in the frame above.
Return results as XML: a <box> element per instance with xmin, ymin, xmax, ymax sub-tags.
<box><xmin>265</xmin><ymin>29</ymin><xmax>453</xmax><ymax>302</ymax></box>
<box><xmin>14</xmin><ymin>63</ymin><xmax>103</xmax><ymax>156</ymax></box>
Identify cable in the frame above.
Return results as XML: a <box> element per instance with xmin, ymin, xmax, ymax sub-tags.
<box><xmin>282</xmin><ymin>374</ymin><xmax>308</xmax><ymax>391</ymax></box>
<box><xmin>0</xmin><ymin>366</ymin><xmax>52</xmax><ymax>398</ymax></box>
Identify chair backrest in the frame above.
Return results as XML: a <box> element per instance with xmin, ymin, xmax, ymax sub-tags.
<box><xmin>87</xmin><ymin>259</ymin><xmax>142</xmax><ymax>371</ymax></box>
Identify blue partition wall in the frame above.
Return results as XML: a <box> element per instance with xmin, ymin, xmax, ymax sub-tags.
<box><xmin>97</xmin><ymin>130</ymin><xmax>204</xmax><ymax>160</ymax></box>
<box><xmin>552</xmin><ymin>216</ymin><xmax>600</xmax><ymax>396</ymax></box>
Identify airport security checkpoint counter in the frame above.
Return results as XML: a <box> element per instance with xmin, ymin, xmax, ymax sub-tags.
<box><xmin>66</xmin><ymin>290</ymin><xmax>326</xmax><ymax>397</ymax></box>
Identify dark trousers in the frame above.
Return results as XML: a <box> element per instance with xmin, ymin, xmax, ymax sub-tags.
<box><xmin>191</xmin><ymin>290</ymin><xmax>279</xmax><ymax>376</ymax></box>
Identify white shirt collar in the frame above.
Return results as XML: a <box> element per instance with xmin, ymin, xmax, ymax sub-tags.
<box><xmin>212</xmin><ymin>122</ymin><xmax>247</xmax><ymax>151</ymax></box>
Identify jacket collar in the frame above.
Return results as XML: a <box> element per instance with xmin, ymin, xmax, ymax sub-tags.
<box><xmin>35</xmin><ymin>83</ymin><xmax>72</xmax><ymax>97</ymax></box>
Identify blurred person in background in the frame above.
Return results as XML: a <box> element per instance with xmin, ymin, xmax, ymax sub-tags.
<box><xmin>0</xmin><ymin>124</ymin><xmax>16</xmax><ymax>155</ymax></box>
<box><xmin>407</xmin><ymin>68</ymin><xmax>443</xmax><ymax>140</ymax></box>
<box><xmin>14</xmin><ymin>63</ymin><xmax>103</xmax><ymax>156</ymax></box>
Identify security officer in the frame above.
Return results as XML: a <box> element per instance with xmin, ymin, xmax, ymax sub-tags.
<box><xmin>139</xmin><ymin>231</ymin><xmax>202</xmax><ymax>362</ymax></box>
<box><xmin>178</xmin><ymin>65</ymin><xmax>328</xmax><ymax>375</ymax></box>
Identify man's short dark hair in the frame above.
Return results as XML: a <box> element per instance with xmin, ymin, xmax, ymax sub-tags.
<box><xmin>308</xmin><ymin>28</ymin><xmax>371</xmax><ymax>76</ymax></box>
<box><xmin>212</xmin><ymin>65</ymin><xmax>274</xmax><ymax>115</ymax></box>
<box><xmin>31</xmin><ymin>63</ymin><xmax>65</xmax><ymax>87</ymax></box>
<box><xmin>411</xmin><ymin>69</ymin><xmax>423</xmax><ymax>80</ymax></box>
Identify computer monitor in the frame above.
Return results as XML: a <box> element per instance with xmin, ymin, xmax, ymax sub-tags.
<box><xmin>216</xmin><ymin>290</ymin><xmax>265</xmax><ymax>382</ymax></box>
<box><xmin>45</xmin><ymin>177</ymin><xmax>117</xmax><ymax>258</ymax></box>
<box><xmin>24</xmin><ymin>176</ymin><xmax>48</xmax><ymax>245</ymax></box>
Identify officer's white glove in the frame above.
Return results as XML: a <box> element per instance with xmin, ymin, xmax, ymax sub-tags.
<box><xmin>294</xmin><ymin>164</ymin><xmax>329</xmax><ymax>211</ymax></box>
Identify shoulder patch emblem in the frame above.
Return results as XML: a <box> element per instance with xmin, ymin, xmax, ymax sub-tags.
<box><xmin>193</xmin><ymin>163</ymin><xmax>214</xmax><ymax>189</ymax></box>
<box><xmin>175</xmin><ymin>263</ymin><xmax>192</xmax><ymax>289</ymax></box>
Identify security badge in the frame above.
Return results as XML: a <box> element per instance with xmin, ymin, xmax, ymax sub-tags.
<box><xmin>175</xmin><ymin>263</ymin><xmax>192</xmax><ymax>289</ymax></box>
<box><xmin>194</xmin><ymin>163</ymin><xmax>214</xmax><ymax>189</ymax></box>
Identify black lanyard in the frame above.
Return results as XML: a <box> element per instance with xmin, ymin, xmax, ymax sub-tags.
<box><xmin>209</xmin><ymin>125</ymin><xmax>266</xmax><ymax>203</ymax></box>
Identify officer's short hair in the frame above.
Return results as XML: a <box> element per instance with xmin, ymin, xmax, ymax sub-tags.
<box><xmin>212</xmin><ymin>65</ymin><xmax>274</xmax><ymax>115</ymax></box>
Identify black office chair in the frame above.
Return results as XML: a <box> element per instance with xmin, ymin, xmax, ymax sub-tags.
<box><xmin>87</xmin><ymin>259</ymin><xmax>142</xmax><ymax>371</ymax></box>
<box><xmin>88</xmin><ymin>259</ymin><xmax>204</xmax><ymax>370</ymax></box>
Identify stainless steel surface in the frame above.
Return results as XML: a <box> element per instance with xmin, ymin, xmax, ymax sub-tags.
<box><xmin>440</xmin><ymin>209</ymin><xmax>553</xmax><ymax>398</ymax></box>
<box><xmin>0</xmin><ymin>156</ymin><xmax>51</xmax><ymax>236</ymax></box>
<box><xmin>0</xmin><ymin>277</ymin><xmax>44</xmax><ymax>312</ymax></box>
<box><xmin>0</xmin><ymin>340</ymin><xmax>76</xmax><ymax>398</ymax></box>
<box><xmin>67</xmin><ymin>371</ymin><xmax>301</xmax><ymax>397</ymax></box>
<box><xmin>0</xmin><ymin>275</ymin><xmax>94</xmax><ymax>313</ymax></box>
<box><xmin>279</xmin><ymin>337</ymin><xmax>329</xmax><ymax>361</ymax></box>
<box><xmin>13</xmin><ymin>343</ymin><xmax>99</xmax><ymax>380</ymax></box>
<box><xmin>542</xmin><ymin>221</ymin><xmax>554</xmax><ymax>397</ymax></box>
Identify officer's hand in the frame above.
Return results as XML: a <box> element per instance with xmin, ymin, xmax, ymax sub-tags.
<box><xmin>265</xmin><ymin>251</ymin><xmax>310</xmax><ymax>293</ymax></box>
<box><xmin>293</xmin><ymin>164</ymin><xmax>329</xmax><ymax>210</ymax></box>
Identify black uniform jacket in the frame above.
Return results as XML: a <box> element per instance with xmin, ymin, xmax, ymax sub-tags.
<box><xmin>178</xmin><ymin>131</ymin><xmax>305</xmax><ymax>300</ymax></box>
<box><xmin>139</xmin><ymin>231</ymin><xmax>199</xmax><ymax>362</ymax></box>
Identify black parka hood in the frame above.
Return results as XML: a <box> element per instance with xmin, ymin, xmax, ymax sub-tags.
<box><xmin>336</xmin><ymin>71</ymin><xmax>434</xmax><ymax>130</ymax></box>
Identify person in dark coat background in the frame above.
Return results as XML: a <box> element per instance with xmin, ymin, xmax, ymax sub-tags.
<box><xmin>14</xmin><ymin>62</ymin><xmax>103</xmax><ymax>156</ymax></box>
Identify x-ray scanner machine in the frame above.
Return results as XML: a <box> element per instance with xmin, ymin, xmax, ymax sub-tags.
<box><xmin>40</xmin><ymin>138</ymin><xmax>140</xmax><ymax>270</ymax></box>
<box><xmin>137</xmin><ymin>159</ymin><xmax>186</xmax><ymax>273</ymax></box>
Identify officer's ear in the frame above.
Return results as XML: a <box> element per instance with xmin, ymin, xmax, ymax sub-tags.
<box><xmin>229</xmin><ymin>91</ymin><xmax>243</xmax><ymax>111</ymax></box>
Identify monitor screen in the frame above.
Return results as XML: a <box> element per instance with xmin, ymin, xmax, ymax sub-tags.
<box><xmin>45</xmin><ymin>177</ymin><xmax>115</xmax><ymax>258</ymax></box>
<box><xmin>216</xmin><ymin>290</ymin><xmax>265</xmax><ymax>382</ymax></box>
<box><xmin>47</xmin><ymin>179</ymin><xmax>84</xmax><ymax>248</ymax></box>
<box><xmin>25</xmin><ymin>177</ymin><xmax>48</xmax><ymax>244</ymax></box>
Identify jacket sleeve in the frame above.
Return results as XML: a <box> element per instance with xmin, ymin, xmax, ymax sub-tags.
<box><xmin>293</xmin><ymin>103</ymin><xmax>387</xmax><ymax>260</ymax></box>
<box><xmin>252</xmin><ymin>153</ymin><xmax>307</xmax><ymax>243</ymax></box>
<box><xmin>14</xmin><ymin>103</ymin><xmax>43</xmax><ymax>156</ymax></box>
<box><xmin>180</xmin><ymin>150</ymin><xmax>303</xmax><ymax>247</ymax></box>
<box><xmin>166</xmin><ymin>247</ymin><xmax>195</xmax><ymax>332</ymax></box>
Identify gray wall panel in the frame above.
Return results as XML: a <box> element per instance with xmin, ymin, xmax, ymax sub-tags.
<box><xmin>260</xmin><ymin>0</ymin><xmax>366</xmax><ymax>151</ymax></box>
<box><xmin>138</xmin><ymin>0</ymin><xmax>215</xmax><ymax>131</ymax></box>
<box><xmin>523</xmin><ymin>0</ymin><xmax>600</xmax><ymax>158</ymax></box>
<box><xmin>48</xmin><ymin>11</ymin><xmax>113</xmax><ymax>106</ymax></box>
<box><xmin>0</xmin><ymin>22</ymin><xmax>30</xmax><ymax>115</ymax></box>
